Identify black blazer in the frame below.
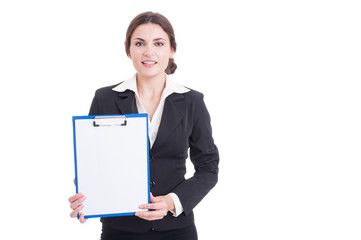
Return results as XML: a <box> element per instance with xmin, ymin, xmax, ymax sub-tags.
<box><xmin>88</xmin><ymin>83</ymin><xmax>219</xmax><ymax>232</ymax></box>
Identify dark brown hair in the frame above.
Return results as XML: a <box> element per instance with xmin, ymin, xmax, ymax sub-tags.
<box><xmin>125</xmin><ymin>11</ymin><xmax>177</xmax><ymax>75</ymax></box>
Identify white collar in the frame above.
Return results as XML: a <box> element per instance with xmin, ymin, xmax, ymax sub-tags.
<box><xmin>112</xmin><ymin>74</ymin><xmax>190</xmax><ymax>96</ymax></box>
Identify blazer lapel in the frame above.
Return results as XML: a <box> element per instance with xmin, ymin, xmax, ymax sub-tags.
<box><xmin>115</xmin><ymin>90</ymin><xmax>138</xmax><ymax>114</ymax></box>
<box><xmin>153</xmin><ymin>93</ymin><xmax>186</xmax><ymax>150</ymax></box>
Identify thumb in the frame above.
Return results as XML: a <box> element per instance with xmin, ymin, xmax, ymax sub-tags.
<box><xmin>150</xmin><ymin>192</ymin><xmax>161</xmax><ymax>203</ymax></box>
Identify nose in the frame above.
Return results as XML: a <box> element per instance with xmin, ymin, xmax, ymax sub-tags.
<box><xmin>143</xmin><ymin>45</ymin><xmax>155</xmax><ymax>57</ymax></box>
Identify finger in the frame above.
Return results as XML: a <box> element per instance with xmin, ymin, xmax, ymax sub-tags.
<box><xmin>79</xmin><ymin>212</ymin><xmax>87</xmax><ymax>223</ymax></box>
<box><xmin>68</xmin><ymin>193</ymin><xmax>84</xmax><ymax>204</ymax></box>
<box><xmin>70</xmin><ymin>204</ymin><xmax>84</xmax><ymax>218</ymax></box>
<box><xmin>135</xmin><ymin>210</ymin><xmax>167</xmax><ymax>221</ymax></box>
<box><xmin>73</xmin><ymin>178</ymin><xmax>76</xmax><ymax>185</ymax></box>
<box><xmin>70</xmin><ymin>195</ymin><xmax>86</xmax><ymax>210</ymax></box>
<box><xmin>139</xmin><ymin>202</ymin><xmax>165</xmax><ymax>211</ymax></box>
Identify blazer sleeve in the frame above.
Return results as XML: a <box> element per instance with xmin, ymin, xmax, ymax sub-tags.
<box><xmin>88</xmin><ymin>90</ymin><xmax>100</xmax><ymax>115</ymax></box>
<box><xmin>173</xmin><ymin>94</ymin><xmax>219</xmax><ymax>215</ymax></box>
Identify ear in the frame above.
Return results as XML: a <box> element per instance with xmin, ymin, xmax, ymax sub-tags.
<box><xmin>126</xmin><ymin>48</ymin><xmax>131</xmax><ymax>59</ymax></box>
<box><xmin>170</xmin><ymin>48</ymin><xmax>175</xmax><ymax>59</ymax></box>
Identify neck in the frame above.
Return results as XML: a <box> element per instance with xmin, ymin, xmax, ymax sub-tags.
<box><xmin>136</xmin><ymin>73</ymin><xmax>166</xmax><ymax>98</ymax></box>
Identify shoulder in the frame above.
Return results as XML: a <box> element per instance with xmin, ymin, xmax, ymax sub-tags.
<box><xmin>174</xmin><ymin>87</ymin><xmax>207</xmax><ymax>116</ymax></box>
<box><xmin>183</xmin><ymin>87</ymin><xmax>204</xmax><ymax>102</ymax></box>
<box><xmin>92</xmin><ymin>82</ymin><xmax>133</xmax><ymax>101</ymax></box>
<box><xmin>89</xmin><ymin>82</ymin><xmax>132</xmax><ymax>115</ymax></box>
<box><xmin>94</xmin><ymin>83</ymin><xmax>122</xmax><ymax>97</ymax></box>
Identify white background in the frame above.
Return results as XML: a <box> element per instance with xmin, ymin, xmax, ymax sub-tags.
<box><xmin>1</xmin><ymin>0</ymin><xmax>360</xmax><ymax>239</ymax></box>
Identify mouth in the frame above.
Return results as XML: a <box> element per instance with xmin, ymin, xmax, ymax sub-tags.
<box><xmin>142</xmin><ymin>61</ymin><xmax>157</xmax><ymax>66</ymax></box>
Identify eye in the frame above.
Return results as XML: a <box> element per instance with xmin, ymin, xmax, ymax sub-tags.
<box><xmin>155</xmin><ymin>42</ymin><xmax>164</xmax><ymax>46</ymax></box>
<box><xmin>135</xmin><ymin>42</ymin><xmax>144</xmax><ymax>46</ymax></box>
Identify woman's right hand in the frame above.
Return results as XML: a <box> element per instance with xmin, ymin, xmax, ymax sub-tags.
<box><xmin>69</xmin><ymin>179</ymin><xmax>87</xmax><ymax>223</ymax></box>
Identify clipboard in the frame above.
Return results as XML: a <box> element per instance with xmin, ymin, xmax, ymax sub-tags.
<box><xmin>72</xmin><ymin>114</ymin><xmax>150</xmax><ymax>219</ymax></box>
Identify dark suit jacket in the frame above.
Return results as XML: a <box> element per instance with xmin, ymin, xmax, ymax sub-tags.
<box><xmin>88</xmin><ymin>83</ymin><xmax>219</xmax><ymax>232</ymax></box>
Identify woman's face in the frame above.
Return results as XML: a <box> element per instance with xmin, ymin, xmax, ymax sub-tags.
<box><xmin>129</xmin><ymin>23</ymin><xmax>174</xmax><ymax>80</ymax></box>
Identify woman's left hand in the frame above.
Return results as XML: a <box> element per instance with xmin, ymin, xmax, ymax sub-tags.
<box><xmin>135</xmin><ymin>192</ymin><xmax>175</xmax><ymax>221</ymax></box>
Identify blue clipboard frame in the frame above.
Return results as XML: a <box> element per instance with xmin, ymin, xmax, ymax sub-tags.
<box><xmin>72</xmin><ymin>114</ymin><xmax>151</xmax><ymax>219</ymax></box>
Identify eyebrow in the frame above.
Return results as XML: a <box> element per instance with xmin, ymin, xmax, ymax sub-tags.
<box><xmin>133</xmin><ymin>37</ymin><xmax>167</xmax><ymax>42</ymax></box>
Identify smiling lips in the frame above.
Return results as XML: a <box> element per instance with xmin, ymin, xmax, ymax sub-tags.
<box><xmin>142</xmin><ymin>60</ymin><xmax>157</xmax><ymax>67</ymax></box>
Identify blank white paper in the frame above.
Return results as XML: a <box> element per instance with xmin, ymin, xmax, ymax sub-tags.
<box><xmin>73</xmin><ymin>115</ymin><xmax>149</xmax><ymax>218</ymax></box>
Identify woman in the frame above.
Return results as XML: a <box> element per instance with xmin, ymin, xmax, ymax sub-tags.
<box><xmin>69</xmin><ymin>11</ymin><xmax>219</xmax><ymax>240</ymax></box>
